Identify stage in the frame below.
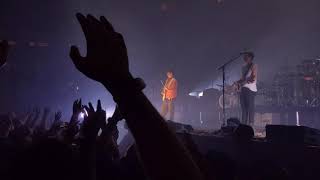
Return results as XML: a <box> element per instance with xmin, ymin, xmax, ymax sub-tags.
<box><xmin>176</xmin><ymin>130</ymin><xmax>320</xmax><ymax>179</ymax></box>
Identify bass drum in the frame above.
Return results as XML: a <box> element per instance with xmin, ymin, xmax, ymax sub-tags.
<box><xmin>219</xmin><ymin>94</ymin><xmax>239</xmax><ymax>109</ymax></box>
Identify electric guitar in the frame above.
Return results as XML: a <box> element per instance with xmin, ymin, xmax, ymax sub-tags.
<box><xmin>233</xmin><ymin>63</ymin><xmax>256</xmax><ymax>91</ymax></box>
<box><xmin>233</xmin><ymin>78</ymin><xmax>254</xmax><ymax>91</ymax></box>
<box><xmin>161</xmin><ymin>78</ymin><xmax>177</xmax><ymax>101</ymax></box>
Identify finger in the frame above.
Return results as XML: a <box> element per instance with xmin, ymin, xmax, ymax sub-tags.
<box><xmin>70</xmin><ymin>46</ymin><xmax>85</xmax><ymax>71</ymax></box>
<box><xmin>84</xmin><ymin>105</ymin><xmax>90</xmax><ymax>114</ymax></box>
<box><xmin>113</xmin><ymin>32</ymin><xmax>128</xmax><ymax>59</ymax></box>
<box><xmin>87</xmin><ymin>14</ymin><xmax>104</xmax><ymax>36</ymax></box>
<box><xmin>113</xmin><ymin>33</ymin><xmax>127</xmax><ymax>52</ymax></box>
<box><xmin>97</xmin><ymin>100</ymin><xmax>102</xmax><ymax>111</ymax></box>
<box><xmin>76</xmin><ymin>13</ymin><xmax>89</xmax><ymax>38</ymax></box>
<box><xmin>100</xmin><ymin>16</ymin><xmax>115</xmax><ymax>32</ymax></box>
<box><xmin>87</xmin><ymin>14</ymin><xmax>101</xmax><ymax>26</ymax></box>
<box><xmin>77</xmin><ymin>99</ymin><xmax>80</xmax><ymax>108</ymax></box>
<box><xmin>88</xmin><ymin>102</ymin><xmax>94</xmax><ymax>112</ymax></box>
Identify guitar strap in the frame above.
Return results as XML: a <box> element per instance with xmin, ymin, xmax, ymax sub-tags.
<box><xmin>242</xmin><ymin>63</ymin><xmax>254</xmax><ymax>79</ymax></box>
<box><xmin>165</xmin><ymin>78</ymin><xmax>174</xmax><ymax>89</ymax></box>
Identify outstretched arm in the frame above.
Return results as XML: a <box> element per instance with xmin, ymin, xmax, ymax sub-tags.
<box><xmin>70</xmin><ymin>14</ymin><xmax>203</xmax><ymax>180</ymax></box>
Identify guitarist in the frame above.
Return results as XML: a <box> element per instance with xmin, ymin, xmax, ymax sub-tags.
<box><xmin>161</xmin><ymin>70</ymin><xmax>178</xmax><ymax>120</ymax></box>
<box><xmin>235</xmin><ymin>52</ymin><xmax>258</xmax><ymax>126</ymax></box>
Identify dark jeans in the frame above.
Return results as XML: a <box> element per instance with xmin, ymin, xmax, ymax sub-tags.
<box><xmin>240</xmin><ymin>87</ymin><xmax>256</xmax><ymax>125</ymax></box>
<box><xmin>161</xmin><ymin>99</ymin><xmax>175</xmax><ymax>120</ymax></box>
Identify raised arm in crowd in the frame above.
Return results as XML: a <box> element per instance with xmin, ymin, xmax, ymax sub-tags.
<box><xmin>69</xmin><ymin>13</ymin><xmax>204</xmax><ymax>180</ymax></box>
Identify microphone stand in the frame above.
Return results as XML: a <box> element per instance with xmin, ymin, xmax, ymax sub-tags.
<box><xmin>217</xmin><ymin>53</ymin><xmax>242</xmax><ymax>126</ymax></box>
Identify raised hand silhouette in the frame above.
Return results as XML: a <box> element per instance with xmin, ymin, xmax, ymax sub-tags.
<box><xmin>70</xmin><ymin>14</ymin><xmax>134</xmax><ymax>95</ymax></box>
<box><xmin>81</xmin><ymin>100</ymin><xmax>106</xmax><ymax>140</ymax></box>
<box><xmin>70</xmin><ymin>13</ymin><xmax>204</xmax><ymax>180</ymax></box>
<box><xmin>72</xmin><ymin>99</ymin><xmax>83</xmax><ymax>115</ymax></box>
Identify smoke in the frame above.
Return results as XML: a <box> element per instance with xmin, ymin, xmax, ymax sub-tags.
<box><xmin>190</xmin><ymin>0</ymin><xmax>320</xmax><ymax>92</ymax></box>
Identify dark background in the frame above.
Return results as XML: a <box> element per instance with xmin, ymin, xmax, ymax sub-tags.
<box><xmin>0</xmin><ymin>0</ymin><xmax>319</xmax><ymax>116</ymax></box>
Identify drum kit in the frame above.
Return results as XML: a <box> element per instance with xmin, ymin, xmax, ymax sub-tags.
<box><xmin>218</xmin><ymin>83</ymin><xmax>240</xmax><ymax>109</ymax></box>
<box><xmin>265</xmin><ymin>58</ymin><xmax>320</xmax><ymax>107</ymax></box>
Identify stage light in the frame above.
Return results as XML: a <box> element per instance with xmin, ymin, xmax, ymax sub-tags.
<box><xmin>188</xmin><ymin>91</ymin><xmax>204</xmax><ymax>98</ymax></box>
<box><xmin>78</xmin><ymin>109</ymin><xmax>88</xmax><ymax>121</ymax></box>
<box><xmin>296</xmin><ymin>111</ymin><xmax>300</xmax><ymax>126</ymax></box>
<box><xmin>105</xmin><ymin>106</ymin><xmax>116</xmax><ymax>118</ymax></box>
<box><xmin>79</xmin><ymin>112</ymin><xmax>85</xmax><ymax>119</ymax></box>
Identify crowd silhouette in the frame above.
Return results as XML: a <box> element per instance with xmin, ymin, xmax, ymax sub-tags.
<box><xmin>0</xmin><ymin>14</ymin><xmax>291</xmax><ymax>180</ymax></box>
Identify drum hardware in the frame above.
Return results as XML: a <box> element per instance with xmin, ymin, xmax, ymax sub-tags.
<box><xmin>267</xmin><ymin>58</ymin><xmax>320</xmax><ymax>107</ymax></box>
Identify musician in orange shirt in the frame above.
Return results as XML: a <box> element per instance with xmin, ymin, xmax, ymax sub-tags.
<box><xmin>161</xmin><ymin>70</ymin><xmax>178</xmax><ymax>120</ymax></box>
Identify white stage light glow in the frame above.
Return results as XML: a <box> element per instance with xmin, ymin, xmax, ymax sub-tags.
<box><xmin>79</xmin><ymin>112</ymin><xmax>85</xmax><ymax>119</ymax></box>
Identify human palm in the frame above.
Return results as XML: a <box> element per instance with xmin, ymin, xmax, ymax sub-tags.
<box><xmin>70</xmin><ymin>14</ymin><xmax>131</xmax><ymax>88</ymax></box>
